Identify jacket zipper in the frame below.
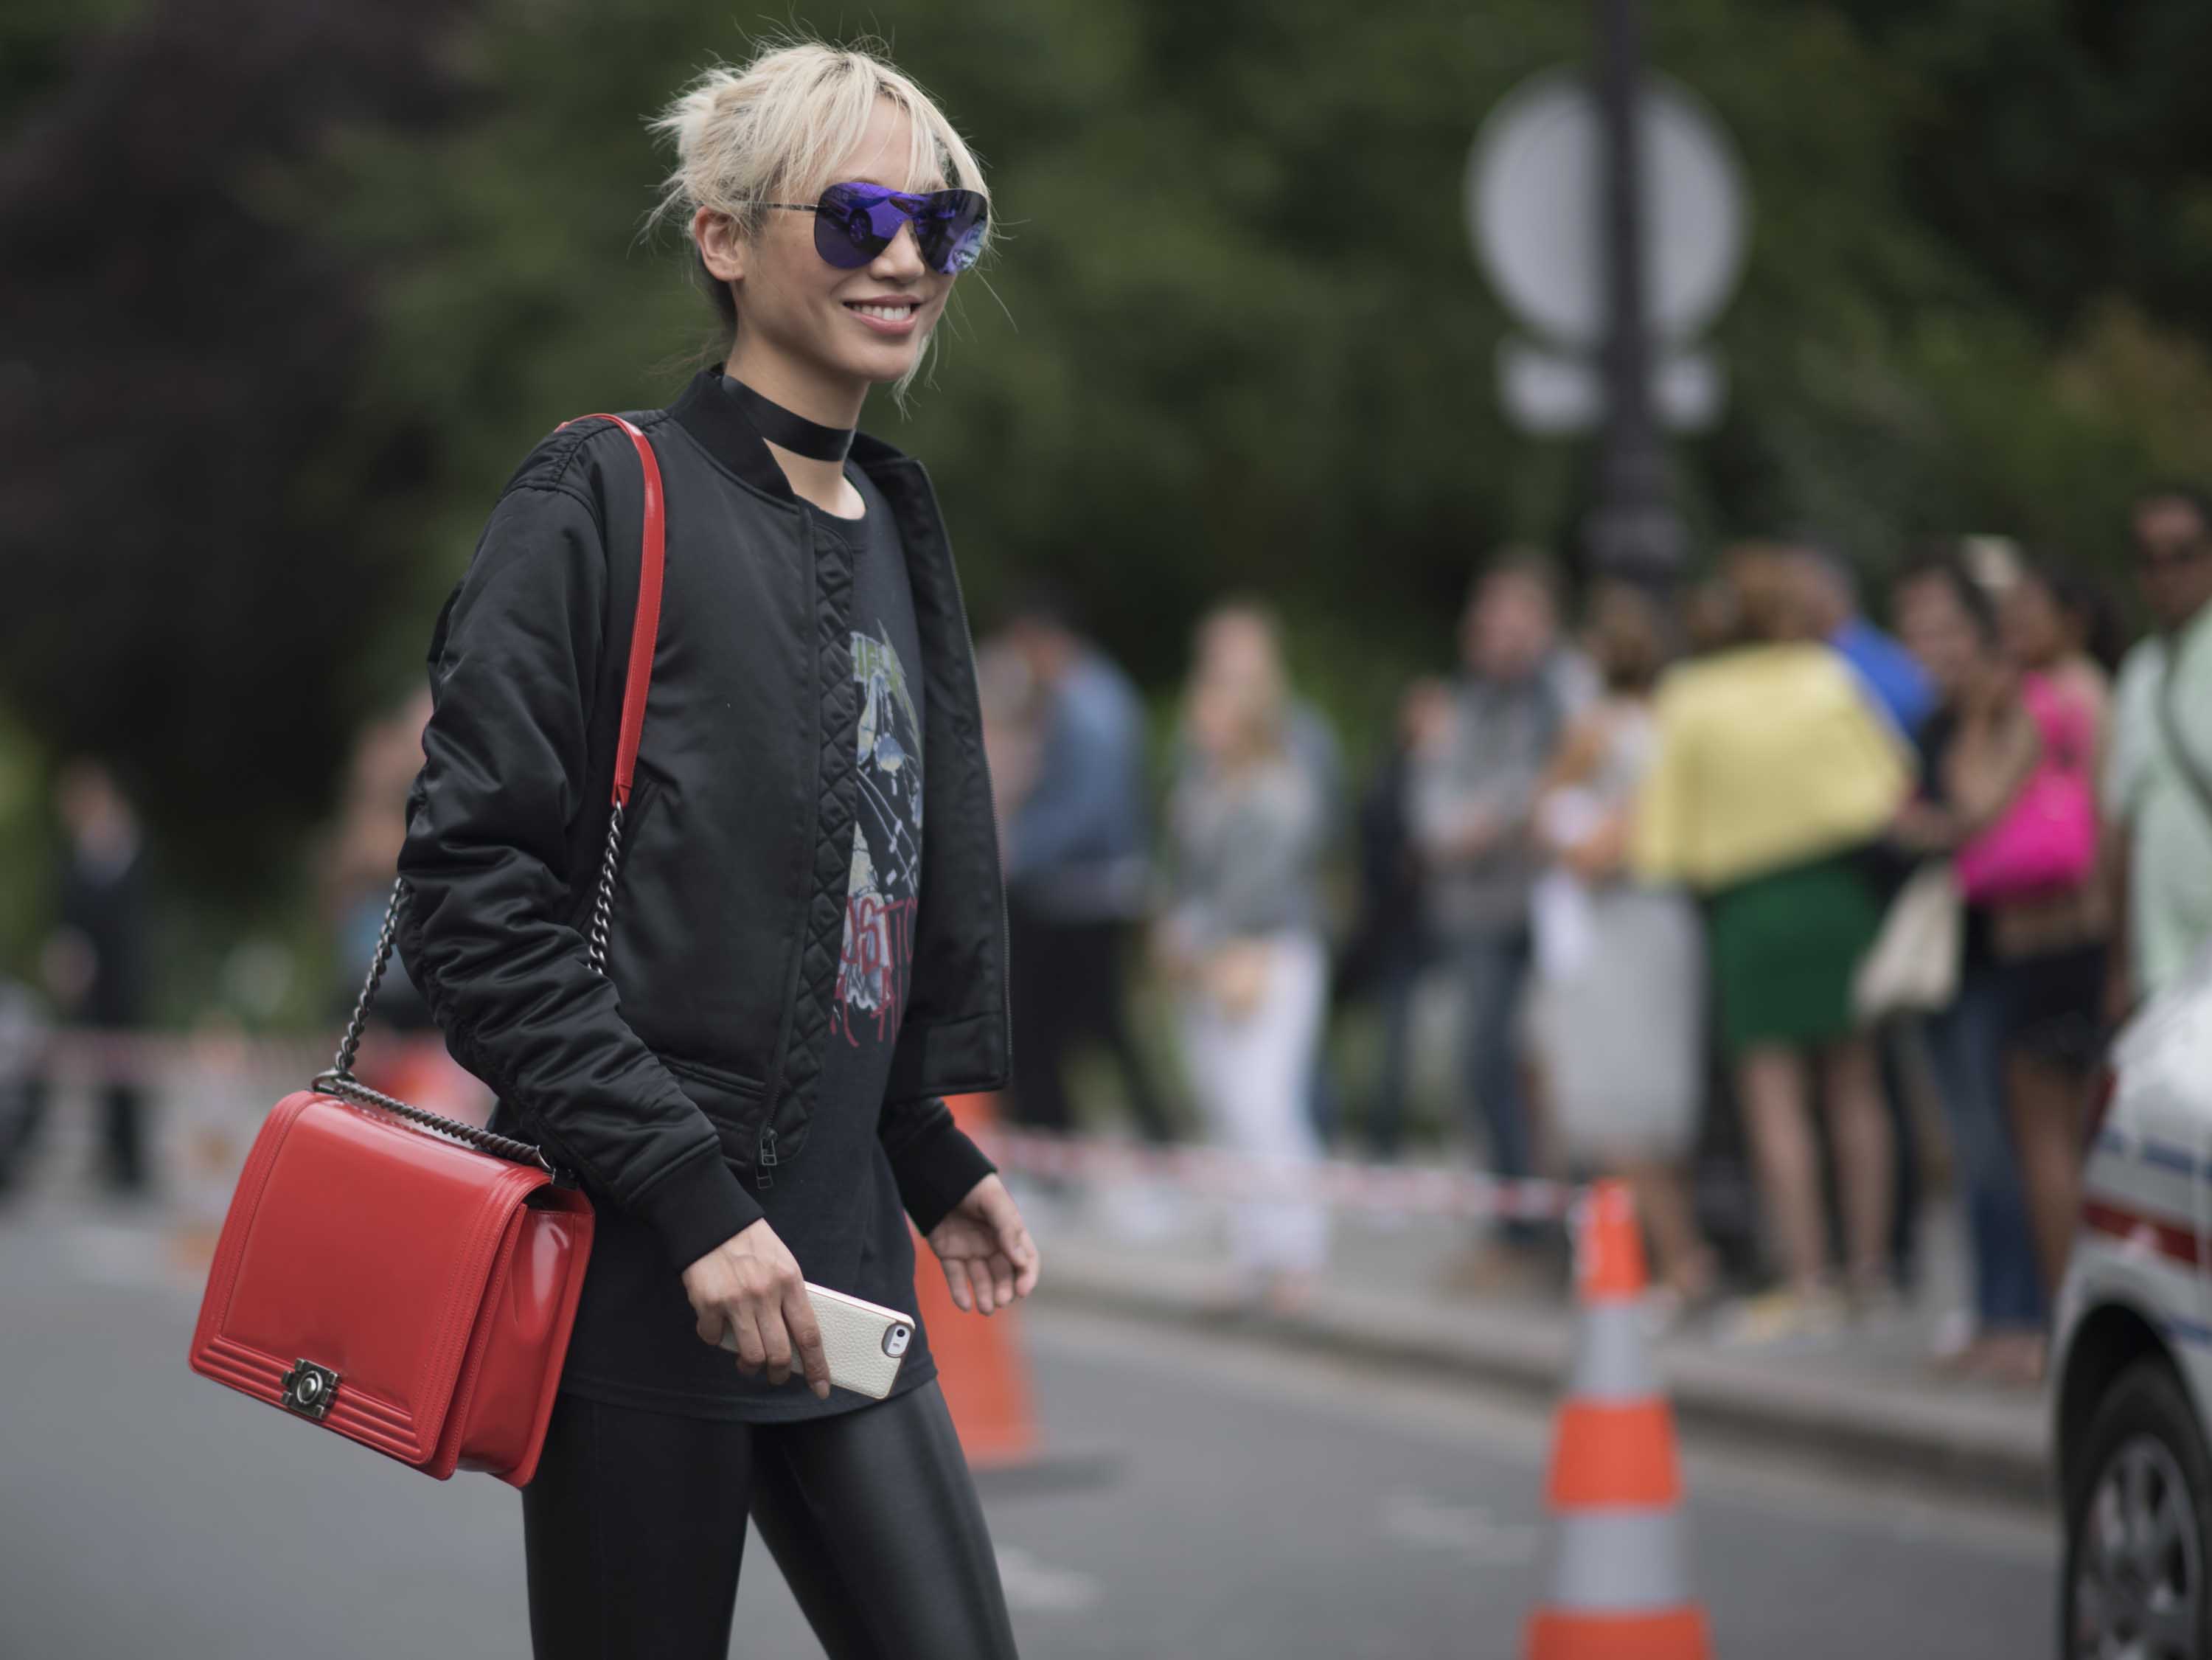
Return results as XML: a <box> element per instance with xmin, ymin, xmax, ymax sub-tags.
<box><xmin>749</xmin><ymin>481</ymin><xmax>1011</xmax><ymax>1189</ymax></box>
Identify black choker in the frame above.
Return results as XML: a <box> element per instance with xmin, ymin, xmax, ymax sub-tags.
<box><xmin>718</xmin><ymin>373</ymin><xmax>855</xmax><ymax>462</ymax></box>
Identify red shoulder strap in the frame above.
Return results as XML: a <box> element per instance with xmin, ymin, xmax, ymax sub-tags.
<box><xmin>557</xmin><ymin>414</ymin><xmax>665</xmax><ymax>808</ymax></box>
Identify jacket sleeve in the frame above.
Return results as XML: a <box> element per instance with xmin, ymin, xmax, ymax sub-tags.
<box><xmin>878</xmin><ymin>1093</ymin><xmax>997</xmax><ymax>1236</ymax></box>
<box><xmin>397</xmin><ymin>479</ymin><xmax>765</xmax><ymax>1274</ymax></box>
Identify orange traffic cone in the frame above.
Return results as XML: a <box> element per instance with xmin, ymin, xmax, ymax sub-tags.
<box><xmin>1526</xmin><ymin>1181</ymin><xmax>1709</xmax><ymax>1660</ymax></box>
<box><xmin>911</xmin><ymin>1094</ymin><xmax>1116</xmax><ymax>1493</ymax></box>
<box><xmin>911</xmin><ymin>1091</ymin><xmax>1042</xmax><ymax>1468</ymax></box>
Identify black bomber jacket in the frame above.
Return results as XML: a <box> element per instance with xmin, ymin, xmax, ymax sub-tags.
<box><xmin>394</xmin><ymin>365</ymin><xmax>1012</xmax><ymax>1274</ymax></box>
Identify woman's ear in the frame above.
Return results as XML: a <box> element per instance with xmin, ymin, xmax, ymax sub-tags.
<box><xmin>693</xmin><ymin>206</ymin><xmax>746</xmax><ymax>285</ymax></box>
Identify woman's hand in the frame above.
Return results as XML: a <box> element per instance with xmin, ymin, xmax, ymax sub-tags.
<box><xmin>681</xmin><ymin>1219</ymin><xmax>831</xmax><ymax>1399</ymax></box>
<box><xmin>1560</xmin><ymin>822</ymin><xmax>1627</xmax><ymax>884</ymax></box>
<box><xmin>925</xmin><ymin>1173</ymin><xmax>1041</xmax><ymax>1315</ymax></box>
<box><xmin>1437</xmin><ymin>799</ymin><xmax>1506</xmax><ymax>862</ymax></box>
<box><xmin>1150</xmin><ymin>914</ymin><xmax>1200</xmax><ymax>983</ymax></box>
<box><xmin>1202</xmin><ymin>937</ymin><xmax>1273</xmax><ymax>1020</ymax></box>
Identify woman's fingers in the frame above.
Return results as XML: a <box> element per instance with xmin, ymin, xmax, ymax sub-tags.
<box><xmin>755</xmin><ymin>1296</ymin><xmax>794</xmax><ymax>1384</ymax></box>
<box><xmin>1019</xmin><ymin>1239</ymin><xmax>1042</xmax><ymax>1296</ymax></box>
<box><xmin>784</xmin><ymin>1284</ymin><xmax>832</xmax><ymax>1400</ymax></box>
<box><xmin>727</xmin><ymin>1302</ymin><xmax>766</xmax><ymax>1375</ymax></box>
<box><xmin>942</xmin><ymin>1254</ymin><xmax>975</xmax><ymax>1313</ymax></box>
<box><xmin>998</xmin><ymin>1220</ymin><xmax>1040</xmax><ymax>1296</ymax></box>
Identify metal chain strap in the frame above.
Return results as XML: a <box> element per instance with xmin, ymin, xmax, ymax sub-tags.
<box><xmin>330</xmin><ymin>875</ymin><xmax>404</xmax><ymax>1083</ymax></box>
<box><xmin>317</xmin><ymin>796</ymin><xmax>631</xmax><ymax>1178</ymax></box>
<box><xmin>309</xmin><ymin>1067</ymin><xmax>558</xmax><ymax>1170</ymax></box>
<box><xmin>585</xmin><ymin>799</ymin><xmax>625</xmax><ymax>975</ymax></box>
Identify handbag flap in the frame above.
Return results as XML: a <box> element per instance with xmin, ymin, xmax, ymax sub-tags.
<box><xmin>190</xmin><ymin>1089</ymin><xmax>549</xmax><ymax>1467</ymax></box>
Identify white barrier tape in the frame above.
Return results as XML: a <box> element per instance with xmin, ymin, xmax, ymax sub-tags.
<box><xmin>975</xmin><ymin>1128</ymin><xmax>1575</xmax><ymax>1222</ymax></box>
<box><xmin>32</xmin><ymin>1029</ymin><xmax>405</xmax><ymax>1088</ymax></box>
<box><xmin>28</xmin><ymin>1032</ymin><xmax>1576</xmax><ymax>1223</ymax></box>
<box><xmin>40</xmin><ymin>1031</ymin><xmax>321</xmax><ymax>1083</ymax></box>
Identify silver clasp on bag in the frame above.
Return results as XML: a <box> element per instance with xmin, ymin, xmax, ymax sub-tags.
<box><xmin>279</xmin><ymin>1358</ymin><xmax>341</xmax><ymax>1420</ymax></box>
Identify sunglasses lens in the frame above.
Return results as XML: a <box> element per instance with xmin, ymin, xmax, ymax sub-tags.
<box><xmin>813</xmin><ymin>184</ymin><xmax>887</xmax><ymax>268</ymax></box>
<box><xmin>812</xmin><ymin>184</ymin><xmax>985</xmax><ymax>274</ymax></box>
<box><xmin>917</xmin><ymin>190</ymin><xmax>987</xmax><ymax>273</ymax></box>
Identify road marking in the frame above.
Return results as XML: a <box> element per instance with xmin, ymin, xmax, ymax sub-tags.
<box><xmin>1379</xmin><ymin>1490</ymin><xmax>1540</xmax><ymax>1564</ymax></box>
<box><xmin>66</xmin><ymin>1223</ymin><xmax>201</xmax><ymax>1293</ymax></box>
<box><xmin>994</xmin><ymin>1546</ymin><xmax>1102</xmax><ymax>1614</ymax></box>
<box><xmin>1023</xmin><ymin>1306</ymin><xmax>2056</xmax><ymax>1565</ymax></box>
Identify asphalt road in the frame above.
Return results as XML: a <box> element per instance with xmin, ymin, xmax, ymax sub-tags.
<box><xmin>1</xmin><ymin>1207</ymin><xmax>2056</xmax><ymax>1659</ymax></box>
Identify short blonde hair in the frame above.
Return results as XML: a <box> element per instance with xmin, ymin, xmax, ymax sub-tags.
<box><xmin>649</xmin><ymin>39</ymin><xmax>992</xmax><ymax>392</ymax></box>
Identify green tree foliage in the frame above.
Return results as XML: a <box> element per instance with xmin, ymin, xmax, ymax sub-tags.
<box><xmin>1686</xmin><ymin>0</ymin><xmax>2212</xmax><ymax>572</ymax></box>
<box><xmin>331</xmin><ymin>0</ymin><xmax>2212</xmax><ymax>695</ymax></box>
<box><xmin>0</xmin><ymin>0</ymin><xmax>465</xmax><ymax>895</ymax></box>
<box><xmin>4</xmin><ymin>0</ymin><xmax>2211</xmax><ymax>912</ymax></box>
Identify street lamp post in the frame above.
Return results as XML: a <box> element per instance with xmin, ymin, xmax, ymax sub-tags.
<box><xmin>1584</xmin><ymin>0</ymin><xmax>1685</xmax><ymax>588</ymax></box>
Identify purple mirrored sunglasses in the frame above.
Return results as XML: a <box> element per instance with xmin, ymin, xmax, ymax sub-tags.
<box><xmin>758</xmin><ymin>181</ymin><xmax>988</xmax><ymax>274</ymax></box>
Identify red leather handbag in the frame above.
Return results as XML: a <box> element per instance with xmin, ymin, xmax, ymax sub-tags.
<box><xmin>189</xmin><ymin>414</ymin><xmax>667</xmax><ymax>1486</ymax></box>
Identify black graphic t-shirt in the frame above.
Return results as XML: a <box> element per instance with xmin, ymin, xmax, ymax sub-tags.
<box><xmin>828</xmin><ymin>495</ymin><xmax>927</xmax><ymax>1059</ymax></box>
<box><xmin>557</xmin><ymin>464</ymin><xmax>941</xmax><ymax>1423</ymax></box>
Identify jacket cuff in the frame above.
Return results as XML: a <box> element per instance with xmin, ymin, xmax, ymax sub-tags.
<box><xmin>891</xmin><ymin>1119</ymin><xmax>998</xmax><ymax>1237</ymax></box>
<box><xmin>635</xmin><ymin>1147</ymin><xmax>765</xmax><ymax>1274</ymax></box>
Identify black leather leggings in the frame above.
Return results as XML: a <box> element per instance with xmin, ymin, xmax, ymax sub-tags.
<box><xmin>521</xmin><ymin>1379</ymin><xmax>1020</xmax><ymax>1659</ymax></box>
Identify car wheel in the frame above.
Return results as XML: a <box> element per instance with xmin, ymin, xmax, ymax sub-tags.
<box><xmin>2064</xmin><ymin>1360</ymin><xmax>2212</xmax><ymax>1659</ymax></box>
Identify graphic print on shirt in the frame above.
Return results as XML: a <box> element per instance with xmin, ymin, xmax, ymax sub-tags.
<box><xmin>834</xmin><ymin>625</ymin><xmax>925</xmax><ymax>1046</ymax></box>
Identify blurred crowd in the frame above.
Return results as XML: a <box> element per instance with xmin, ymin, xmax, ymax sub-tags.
<box><xmin>975</xmin><ymin>487</ymin><xmax>2212</xmax><ymax>1372</ymax></box>
<box><xmin>6</xmin><ymin>485</ymin><xmax>2211</xmax><ymax>1393</ymax></box>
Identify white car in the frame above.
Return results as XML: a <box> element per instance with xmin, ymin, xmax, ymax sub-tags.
<box><xmin>2055</xmin><ymin>954</ymin><xmax>2212</xmax><ymax>1659</ymax></box>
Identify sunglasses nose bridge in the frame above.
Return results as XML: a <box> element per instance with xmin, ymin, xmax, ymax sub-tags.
<box><xmin>869</xmin><ymin>212</ymin><xmax>930</xmax><ymax>272</ymax></box>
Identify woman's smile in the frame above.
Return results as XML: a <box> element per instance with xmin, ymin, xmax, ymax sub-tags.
<box><xmin>844</xmin><ymin>296</ymin><xmax>922</xmax><ymax>335</ymax></box>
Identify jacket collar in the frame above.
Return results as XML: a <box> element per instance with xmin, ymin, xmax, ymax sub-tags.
<box><xmin>668</xmin><ymin>365</ymin><xmax>917</xmax><ymax>501</ymax></box>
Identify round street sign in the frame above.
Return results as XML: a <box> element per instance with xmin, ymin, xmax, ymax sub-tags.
<box><xmin>1468</xmin><ymin>68</ymin><xmax>1747</xmax><ymax>351</ymax></box>
<box><xmin>1496</xmin><ymin>336</ymin><xmax>1728</xmax><ymax>436</ymax></box>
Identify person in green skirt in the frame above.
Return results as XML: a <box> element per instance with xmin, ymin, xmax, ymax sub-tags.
<box><xmin>1633</xmin><ymin>546</ymin><xmax>1913</xmax><ymax>1345</ymax></box>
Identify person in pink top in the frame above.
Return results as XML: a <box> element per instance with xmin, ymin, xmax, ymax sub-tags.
<box><xmin>1997</xmin><ymin>560</ymin><xmax>2116</xmax><ymax>1305</ymax></box>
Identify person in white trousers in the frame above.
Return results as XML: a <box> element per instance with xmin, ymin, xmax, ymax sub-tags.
<box><xmin>1156</xmin><ymin>604</ymin><xmax>1333</xmax><ymax>1316</ymax></box>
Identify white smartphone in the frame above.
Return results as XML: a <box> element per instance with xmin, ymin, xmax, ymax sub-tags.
<box><xmin>716</xmin><ymin>1280</ymin><xmax>915</xmax><ymax>1400</ymax></box>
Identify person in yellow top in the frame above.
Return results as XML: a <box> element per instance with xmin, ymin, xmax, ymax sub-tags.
<box><xmin>1633</xmin><ymin>546</ymin><xmax>1913</xmax><ymax>1345</ymax></box>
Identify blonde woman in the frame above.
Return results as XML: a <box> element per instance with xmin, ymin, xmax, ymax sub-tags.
<box><xmin>1633</xmin><ymin>547</ymin><xmax>1913</xmax><ymax>1344</ymax></box>
<box><xmin>394</xmin><ymin>41</ymin><xmax>1032</xmax><ymax>1659</ymax></box>
<box><xmin>1156</xmin><ymin>610</ymin><xmax>1332</xmax><ymax>1316</ymax></box>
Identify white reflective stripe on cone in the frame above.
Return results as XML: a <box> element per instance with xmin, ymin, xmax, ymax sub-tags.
<box><xmin>1545</xmin><ymin>1510</ymin><xmax>1691</xmax><ymax>1611</ymax></box>
<box><xmin>1568</xmin><ymin>1302</ymin><xmax>1660</xmax><ymax>1403</ymax></box>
